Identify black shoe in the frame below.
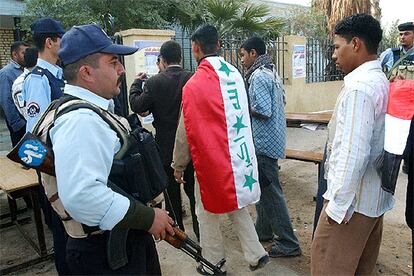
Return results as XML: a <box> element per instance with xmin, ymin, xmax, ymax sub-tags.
<box><xmin>268</xmin><ymin>246</ymin><xmax>302</xmax><ymax>258</ymax></box>
<box><xmin>249</xmin><ymin>255</ymin><xmax>269</xmax><ymax>271</ymax></box>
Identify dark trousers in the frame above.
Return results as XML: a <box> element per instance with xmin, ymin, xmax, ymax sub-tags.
<box><xmin>255</xmin><ymin>155</ymin><xmax>300</xmax><ymax>252</ymax></box>
<box><xmin>66</xmin><ymin>230</ymin><xmax>161</xmax><ymax>275</ymax></box>
<box><xmin>313</xmin><ymin>146</ymin><xmax>327</xmax><ymax>237</ymax></box>
<box><xmin>5</xmin><ymin>120</ymin><xmax>25</xmax><ymax>147</ymax></box>
<box><xmin>164</xmin><ymin>163</ymin><xmax>199</xmax><ymax>240</ymax></box>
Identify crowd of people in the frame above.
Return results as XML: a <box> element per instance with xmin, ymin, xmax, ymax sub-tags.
<box><xmin>0</xmin><ymin>12</ymin><xmax>412</xmax><ymax>276</ymax></box>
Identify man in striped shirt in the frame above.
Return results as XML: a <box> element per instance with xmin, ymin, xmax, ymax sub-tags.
<box><xmin>311</xmin><ymin>14</ymin><xmax>395</xmax><ymax>275</ymax></box>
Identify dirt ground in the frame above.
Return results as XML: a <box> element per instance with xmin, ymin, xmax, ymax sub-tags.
<box><xmin>0</xmin><ymin>127</ymin><xmax>412</xmax><ymax>275</ymax></box>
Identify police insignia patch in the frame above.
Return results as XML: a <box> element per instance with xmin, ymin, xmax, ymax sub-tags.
<box><xmin>18</xmin><ymin>139</ymin><xmax>47</xmax><ymax>167</ymax></box>
<box><xmin>27</xmin><ymin>102</ymin><xmax>40</xmax><ymax>117</ymax></box>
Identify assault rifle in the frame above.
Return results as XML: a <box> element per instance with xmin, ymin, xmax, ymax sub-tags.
<box><xmin>164</xmin><ymin>226</ymin><xmax>226</xmax><ymax>275</ymax></box>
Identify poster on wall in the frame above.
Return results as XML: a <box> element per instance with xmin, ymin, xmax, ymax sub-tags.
<box><xmin>133</xmin><ymin>40</ymin><xmax>164</xmax><ymax>125</ymax></box>
<box><xmin>133</xmin><ymin>40</ymin><xmax>163</xmax><ymax>77</ymax></box>
<box><xmin>292</xmin><ymin>45</ymin><xmax>306</xmax><ymax>79</ymax></box>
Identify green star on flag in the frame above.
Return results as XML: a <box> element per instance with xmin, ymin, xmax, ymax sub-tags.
<box><xmin>243</xmin><ymin>171</ymin><xmax>257</xmax><ymax>192</ymax></box>
<box><xmin>232</xmin><ymin>115</ymin><xmax>247</xmax><ymax>135</ymax></box>
<box><xmin>218</xmin><ymin>61</ymin><xmax>233</xmax><ymax>77</ymax></box>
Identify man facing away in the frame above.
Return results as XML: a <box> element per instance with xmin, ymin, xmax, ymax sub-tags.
<box><xmin>311</xmin><ymin>13</ymin><xmax>394</xmax><ymax>275</ymax></box>
<box><xmin>129</xmin><ymin>41</ymin><xmax>199</xmax><ymax>240</ymax></box>
<box><xmin>0</xmin><ymin>41</ymin><xmax>29</xmax><ymax>146</ymax></box>
<box><xmin>240</xmin><ymin>36</ymin><xmax>301</xmax><ymax>258</ymax></box>
<box><xmin>12</xmin><ymin>47</ymin><xmax>38</xmax><ymax>120</ymax></box>
<box><xmin>23</xmin><ymin>18</ymin><xmax>65</xmax><ymax>133</ymax></box>
<box><xmin>51</xmin><ymin>24</ymin><xmax>174</xmax><ymax>274</ymax></box>
<box><xmin>172</xmin><ymin>24</ymin><xmax>268</xmax><ymax>274</ymax></box>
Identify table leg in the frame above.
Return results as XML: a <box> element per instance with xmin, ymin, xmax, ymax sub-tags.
<box><xmin>29</xmin><ymin>186</ymin><xmax>47</xmax><ymax>256</ymax></box>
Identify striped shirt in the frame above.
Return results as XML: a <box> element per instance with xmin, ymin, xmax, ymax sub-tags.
<box><xmin>323</xmin><ymin>60</ymin><xmax>395</xmax><ymax>224</ymax></box>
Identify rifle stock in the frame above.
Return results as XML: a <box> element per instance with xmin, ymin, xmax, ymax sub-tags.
<box><xmin>164</xmin><ymin>227</ymin><xmax>226</xmax><ymax>275</ymax></box>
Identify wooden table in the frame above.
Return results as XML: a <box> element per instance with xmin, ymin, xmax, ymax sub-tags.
<box><xmin>286</xmin><ymin>112</ymin><xmax>332</xmax><ymax>126</ymax></box>
<box><xmin>0</xmin><ymin>156</ymin><xmax>52</xmax><ymax>274</ymax></box>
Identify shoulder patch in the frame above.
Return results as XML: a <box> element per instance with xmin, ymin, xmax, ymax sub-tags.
<box><xmin>27</xmin><ymin>102</ymin><xmax>40</xmax><ymax>117</ymax></box>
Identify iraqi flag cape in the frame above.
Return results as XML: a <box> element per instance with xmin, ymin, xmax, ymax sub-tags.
<box><xmin>182</xmin><ymin>56</ymin><xmax>260</xmax><ymax>214</ymax></box>
<box><xmin>384</xmin><ymin>79</ymin><xmax>414</xmax><ymax>155</ymax></box>
<box><xmin>382</xmin><ymin>79</ymin><xmax>414</xmax><ymax>194</ymax></box>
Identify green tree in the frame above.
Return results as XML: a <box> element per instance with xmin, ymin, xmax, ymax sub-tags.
<box><xmin>381</xmin><ymin>20</ymin><xmax>400</xmax><ymax>51</ymax></box>
<box><xmin>168</xmin><ymin>0</ymin><xmax>285</xmax><ymax>39</ymax></box>
<box><xmin>22</xmin><ymin>0</ymin><xmax>175</xmax><ymax>34</ymax></box>
<box><xmin>283</xmin><ymin>6</ymin><xmax>327</xmax><ymax>40</ymax></box>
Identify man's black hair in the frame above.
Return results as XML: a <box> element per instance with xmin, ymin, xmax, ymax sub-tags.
<box><xmin>190</xmin><ymin>24</ymin><xmax>219</xmax><ymax>55</ymax></box>
<box><xmin>33</xmin><ymin>33</ymin><xmax>61</xmax><ymax>51</ymax></box>
<box><xmin>10</xmin><ymin>41</ymin><xmax>29</xmax><ymax>56</ymax></box>
<box><xmin>240</xmin><ymin>37</ymin><xmax>266</xmax><ymax>55</ymax></box>
<box><xmin>334</xmin><ymin>13</ymin><xmax>382</xmax><ymax>55</ymax></box>
<box><xmin>160</xmin><ymin>40</ymin><xmax>181</xmax><ymax>64</ymax></box>
<box><xmin>23</xmin><ymin>47</ymin><xmax>38</xmax><ymax>68</ymax></box>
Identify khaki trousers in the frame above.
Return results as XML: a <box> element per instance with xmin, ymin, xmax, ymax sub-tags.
<box><xmin>311</xmin><ymin>204</ymin><xmax>383</xmax><ymax>276</ymax></box>
<box><xmin>195</xmin><ymin>180</ymin><xmax>267</xmax><ymax>268</ymax></box>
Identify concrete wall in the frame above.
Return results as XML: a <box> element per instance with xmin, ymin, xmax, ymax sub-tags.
<box><xmin>0</xmin><ymin>28</ymin><xmax>13</xmax><ymax>68</ymax></box>
<box><xmin>117</xmin><ymin>29</ymin><xmax>175</xmax><ymax>91</ymax></box>
<box><xmin>283</xmin><ymin>35</ymin><xmax>342</xmax><ymax>112</ymax></box>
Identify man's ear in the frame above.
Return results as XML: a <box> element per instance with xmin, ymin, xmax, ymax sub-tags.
<box><xmin>351</xmin><ymin>37</ymin><xmax>362</xmax><ymax>52</ymax></box>
<box><xmin>45</xmin><ymin>37</ymin><xmax>53</xmax><ymax>50</ymax></box>
<box><xmin>250</xmin><ymin>49</ymin><xmax>258</xmax><ymax>58</ymax></box>
<box><xmin>78</xmin><ymin>65</ymin><xmax>94</xmax><ymax>83</ymax></box>
<box><xmin>11</xmin><ymin>51</ymin><xmax>18</xmax><ymax>61</ymax></box>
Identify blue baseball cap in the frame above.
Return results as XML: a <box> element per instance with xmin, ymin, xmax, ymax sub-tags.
<box><xmin>31</xmin><ymin>18</ymin><xmax>65</xmax><ymax>35</ymax></box>
<box><xmin>59</xmin><ymin>24</ymin><xmax>138</xmax><ymax>66</ymax></box>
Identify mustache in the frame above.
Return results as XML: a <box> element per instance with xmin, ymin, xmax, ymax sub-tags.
<box><xmin>117</xmin><ymin>73</ymin><xmax>126</xmax><ymax>85</ymax></box>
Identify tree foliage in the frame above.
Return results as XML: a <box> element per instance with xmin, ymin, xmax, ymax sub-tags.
<box><xmin>166</xmin><ymin>0</ymin><xmax>285</xmax><ymax>39</ymax></box>
<box><xmin>22</xmin><ymin>0</ymin><xmax>284</xmax><ymax>39</ymax></box>
<box><xmin>22</xmin><ymin>0</ymin><xmax>174</xmax><ymax>34</ymax></box>
<box><xmin>283</xmin><ymin>6</ymin><xmax>327</xmax><ymax>40</ymax></box>
<box><xmin>381</xmin><ymin>20</ymin><xmax>400</xmax><ymax>51</ymax></box>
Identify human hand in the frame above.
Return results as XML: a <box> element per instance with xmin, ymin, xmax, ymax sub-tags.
<box><xmin>148</xmin><ymin>208</ymin><xmax>175</xmax><ymax>240</ymax></box>
<box><xmin>135</xmin><ymin>72</ymin><xmax>148</xmax><ymax>80</ymax></box>
<box><xmin>139</xmin><ymin>111</ymin><xmax>150</xmax><ymax>117</ymax></box>
<box><xmin>174</xmin><ymin>170</ymin><xmax>186</xmax><ymax>184</ymax></box>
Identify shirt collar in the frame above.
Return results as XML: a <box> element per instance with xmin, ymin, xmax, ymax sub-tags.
<box><xmin>36</xmin><ymin>58</ymin><xmax>63</xmax><ymax>79</ymax></box>
<box><xmin>10</xmin><ymin>60</ymin><xmax>22</xmax><ymax>70</ymax></box>
<box><xmin>401</xmin><ymin>44</ymin><xmax>414</xmax><ymax>54</ymax></box>
<box><xmin>344</xmin><ymin>60</ymin><xmax>381</xmax><ymax>85</ymax></box>
<box><xmin>64</xmin><ymin>84</ymin><xmax>111</xmax><ymax>111</ymax></box>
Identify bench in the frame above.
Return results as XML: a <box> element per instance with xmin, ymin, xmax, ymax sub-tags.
<box><xmin>285</xmin><ymin>149</ymin><xmax>324</xmax><ymax>181</ymax></box>
<box><xmin>286</xmin><ymin>112</ymin><xmax>332</xmax><ymax>127</ymax></box>
<box><xmin>0</xmin><ymin>156</ymin><xmax>53</xmax><ymax>274</ymax></box>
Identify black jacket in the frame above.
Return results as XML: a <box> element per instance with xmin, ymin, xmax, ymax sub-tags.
<box><xmin>129</xmin><ymin>66</ymin><xmax>192</xmax><ymax>166</ymax></box>
<box><xmin>404</xmin><ymin>117</ymin><xmax>414</xmax><ymax>230</ymax></box>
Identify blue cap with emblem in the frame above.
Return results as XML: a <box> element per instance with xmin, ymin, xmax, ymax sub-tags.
<box><xmin>58</xmin><ymin>24</ymin><xmax>138</xmax><ymax>66</ymax></box>
<box><xmin>30</xmin><ymin>18</ymin><xmax>65</xmax><ymax>36</ymax></box>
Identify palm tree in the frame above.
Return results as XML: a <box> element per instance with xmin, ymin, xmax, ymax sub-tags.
<box><xmin>173</xmin><ymin>0</ymin><xmax>284</xmax><ymax>39</ymax></box>
<box><xmin>312</xmin><ymin>0</ymin><xmax>380</xmax><ymax>37</ymax></box>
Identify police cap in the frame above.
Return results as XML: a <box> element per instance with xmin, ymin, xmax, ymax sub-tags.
<box><xmin>398</xmin><ymin>22</ymin><xmax>414</xmax><ymax>32</ymax></box>
<box><xmin>59</xmin><ymin>24</ymin><xmax>138</xmax><ymax>66</ymax></box>
<box><xmin>30</xmin><ymin>18</ymin><xmax>65</xmax><ymax>36</ymax></box>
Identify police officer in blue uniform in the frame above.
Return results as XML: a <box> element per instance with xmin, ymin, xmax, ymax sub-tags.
<box><xmin>22</xmin><ymin>18</ymin><xmax>70</xmax><ymax>275</ymax></box>
<box><xmin>23</xmin><ymin>18</ymin><xmax>65</xmax><ymax>133</ymax></box>
<box><xmin>380</xmin><ymin>22</ymin><xmax>414</xmax><ymax>72</ymax></box>
<box><xmin>54</xmin><ymin>24</ymin><xmax>174</xmax><ymax>274</ymax></box>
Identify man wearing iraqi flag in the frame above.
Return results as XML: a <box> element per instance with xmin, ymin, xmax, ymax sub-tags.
<box><xmin>172</xmin><ymin>25</ymin><xmax>268</xmax><ymax>274</ymax></box>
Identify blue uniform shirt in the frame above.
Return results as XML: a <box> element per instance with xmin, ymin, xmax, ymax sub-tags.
<box><xmin>0</xmin><ymin>60</ymin><xmax>25</xmax><ymax>131</ymax></box>
<box><xmin>23</xmin><ymin>58</ymin><xmax>63</xmax><ymax>132</ymax></box>
<box><xmin>49</xmin><ymin>84</ymin><xmax>130</xmax><ymax>230</ymax></box>
<box><xmin>380</xmin><ymin>45</ymin><xmax>414</xmax><ymax>71</ymax></box>
<box><xmin>248</xmin><ymin>66</ymin><xmax>286</xmax><ymax>159</ymax></box>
